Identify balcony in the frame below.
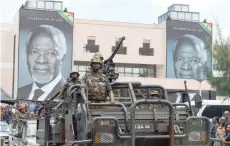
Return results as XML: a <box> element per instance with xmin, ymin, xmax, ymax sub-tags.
<box><xmin>24</xmin><ymin>0</ymin><xmax>63</xmax><ymax>11</ymax></box>
<box><xmin>158</xmin><ymin>4</ymin><xmax>200</xmax><ymax>24</ymax></box>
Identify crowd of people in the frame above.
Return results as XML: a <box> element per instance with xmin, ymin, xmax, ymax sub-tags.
<box><xmin>0</xmin><ymin>102</ymin><xmax>42</xmax><ymax>123</ymax></box>
<box><xmin>0</xmin><ymin>105</ymin><xmax>14</xmax><ymax>123</ymax></box>
<box><xmin>211</xmin><ymin>111</ymin><xmax>230</xmax><ymax>146</ymax></box>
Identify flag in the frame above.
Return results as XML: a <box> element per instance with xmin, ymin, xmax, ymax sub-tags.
<box><xmin>58</xmin><ymin>11</ymin><xmax>74</xmax><ymax>25</ymax></box>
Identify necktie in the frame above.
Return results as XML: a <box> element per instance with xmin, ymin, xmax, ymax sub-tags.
<box><xmin>33</xmin><ymin>89</ymin><xmax>44</xmax><ymax>101</ymax></box>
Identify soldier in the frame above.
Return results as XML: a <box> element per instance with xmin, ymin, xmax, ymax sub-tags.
<box><xmin>81</xmin><ymin>54</ymin><xmax>115</xmax><ymax>107</ymax></box>
<box><xmin>16</xmin><ymin>104</ymin><xmax>27</xmax><ymax>138</ymax></box>
<box><xmin>59</xmin><ymin>72</ymin><xmax>80</xmax><ymax>99</ymax></box>
<box><xmin>54</xmin><ymin>72</ymin><xmax>80</xmax><ymax>124</ymax></box>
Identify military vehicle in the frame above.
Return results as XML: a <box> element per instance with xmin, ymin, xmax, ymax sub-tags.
<box><xmin>35</xmin><ymin>81</ymin><xmax>211</xmax><ymax>146</ymax></box>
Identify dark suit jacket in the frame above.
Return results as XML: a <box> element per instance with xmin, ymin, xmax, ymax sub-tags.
<box><xmin>17</xmin><ymin>78</ymin><xmax>66</xmax><ymax>101</ymax></box>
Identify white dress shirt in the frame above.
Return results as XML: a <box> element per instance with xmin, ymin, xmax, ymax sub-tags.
<box><xmin>28</xmin><ymin>73</ymin><xmax>63</xmax><ymax>101</ymax></box>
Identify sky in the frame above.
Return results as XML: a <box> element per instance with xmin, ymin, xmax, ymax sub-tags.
<box><xmin>0</xmin><ymin>0</ymin><xmax>230</xmax><ymax>39</ymax></box>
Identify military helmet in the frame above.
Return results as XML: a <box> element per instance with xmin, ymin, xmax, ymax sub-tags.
<box><xmin>70</xmin><ymin>72</ymin><xmax>80</xmax><ymax>77</ymax></box>
<box><xmin>94</xmin><ymin>53</ymin><xmax>103</xmax><ymax>59</ymax></box>
<box><xmin>91</xmin><ymin>54</ymin><xmax>103</xmax><ymax>64</ymax></box>
<box><xmin>150</xmin><ymin>90</ymin><xmax>158</xmax><ymax>95</ymax></box>
<box><xmin>97</xmin><ymin>53</ymin><xmax>104</xmax><ymax>60</ymax></box>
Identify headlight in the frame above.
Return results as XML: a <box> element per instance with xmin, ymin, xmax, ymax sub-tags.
<box><xmin>94</xmin><ymin>132</ymin><xmax>115</xmax><ymax>144</ymax></box>
<box><xmin>188</xmin><ymin>131</ymin><xmax>207</xmax><ymax>142</ymax></box>
<box><xmin>188</xmin><ymin>131</ymin><xmax>201</xmax><ymax>141</ymax></box>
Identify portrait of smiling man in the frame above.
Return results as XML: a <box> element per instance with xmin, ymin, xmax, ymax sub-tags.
<box><xmin>173</xmin><ymin>35</ymin><xmax>207</xmax><ymax>79</ymax></box>
<box><xmin>17</xmin><ymin>25</ymin><xmax>67</xmax><ymax>101</ymax></box>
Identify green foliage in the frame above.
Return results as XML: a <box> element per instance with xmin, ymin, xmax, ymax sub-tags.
<box><xmin>205</xmin><ymin>23</ymin><xmax>230</xmax><ymax>98</ymax></box>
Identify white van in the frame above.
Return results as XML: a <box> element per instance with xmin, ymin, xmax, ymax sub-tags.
<box><xmin>184</xmin><ymin>99</ymin><xmax>230</xmax><ymax>118</ymax></box>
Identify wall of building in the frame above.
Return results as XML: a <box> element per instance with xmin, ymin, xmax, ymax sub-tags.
<box><xmin>0</xmin><ymin>18</ymin><xmax>214</xmax><ymax>97</ymax></box>
<box><xmin>0</xmin><ymin>24</ymin><xmax>14</xmax><ymax>96</ymax></box>
<box><xmin>73</xmin><ymin>19</ymin><xmax>166</xmax><ymax>65</ymax></box>
<box><xmin>72</xmin><ymin>19</ymin><xmax>213</xmax><ymax>91</ymax></box>
<box><xmin>0</xmin><ymin>10</ymin><xmax>19</xmax><ymax>98</ymax></box>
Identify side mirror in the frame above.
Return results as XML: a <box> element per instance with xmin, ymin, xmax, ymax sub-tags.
<box><xmin>194</xmin><ymin>94</ymin><xmax>202</xmax><ymax>109</ymax></box>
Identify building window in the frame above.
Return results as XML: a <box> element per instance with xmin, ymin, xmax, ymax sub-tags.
<box><xmin>174</xmin><ymin>5</ymin><xmax>182</xmax><ymax>11</ymax></box>
<box><xmin>117</xmin><ymin>66</ymin><xmax>125</xmax><ymax>73</ymax></box>
<box><xmin>148</xmin><ymin>68</ymin><xmax>155</xmax><ymax>77</ymax></box>
<box><xmin>140</xmin><ymin>68</ymin><xmax>148</xmax><ymax>77</ymax></box>
<box><xmin>115</xmin><ymin>64</ymin><xmax>156</xmax><ymax>78</ymax></box>
<box><xmin>72</xmin><ymin>66</ymin><xmax>78</xmax><ymax>72</ymax></box>
<box><xmin>185</xmin><ymin>13</ymin><xmax>192</xmax><ymax>21</ymax></box>
<box><xmin>54</xmin><ymin>2</ymin><xmax>62</xmax><ymax>10</ymax></box>
<box><xmin>112</xmin><ymin>37</ymin><xmax>127</xmax><ymax>54</ymax></box>
<box><xmin>192</xmin><ymin>13</ymin><xmax>199</xmax><ymax>21</ymax></box>
<box><xmin>79</xmin><ymin>65</ymin><xmax>87</xmax><ymax>71</ymax></box>
<box><xmin>74</xmin><ymin>62</ymin><xmax>156</xmax><ymax>78</ymax></box>
<box><xmin>85</xmin><ymin>36</ymin><xmax>99</xmax><ymax>53</ymax></box>
<box><xmin>133</xmin><ymin>68</ymin><xmax>139</xmax><ymax>74</ymax></box>
<box><xmin>182</xmin><ymin>5</ymin><xmax>189</xmax><ymax>12</ymax></box>
<box><xmin>139</xmin><ymin>39</ymin><xmax>154</xmax><ymax>56</ymax></box>
<box><xmin>170</xmin><ymin>11</ymin><xmax>177</xmax><ymax>19</ymax></box>
<box><xmin>125</xmin><ymin>67</ymin><xmax>132</xmax><ymax>77</ymax></box>
<box><xmin>38</xmin><ymin>1</ymin><xmax>45</xmax><ymax>9</ymax></box>
<box><xmin>178</xmin><ymin>12</ymin><xmax>185</xmax><ymax>20</ymax></box>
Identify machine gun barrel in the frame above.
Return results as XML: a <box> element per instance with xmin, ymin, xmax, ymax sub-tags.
<box><xmin>104</xmin><ymin>36</ymin><xmax>125</xmax><ymax>62</ymax></box>
<box><xmin>102</xmin><ymin>37</ymin><xmax>125</xmax><ymax>75</ymax></box>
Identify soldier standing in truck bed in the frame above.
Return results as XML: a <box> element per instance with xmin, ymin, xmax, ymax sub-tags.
<box><xmin>81</xmin><ymin>54</ymin><xmax>115</xmax><ymax>108</ymax></box>
<box><xmin>59</xmin><ymin>72</ymin><xmax>81</xmax><ymax>99</ymax></box>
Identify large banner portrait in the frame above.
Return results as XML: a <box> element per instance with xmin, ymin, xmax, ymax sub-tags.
<box><xmin>166</xmin><ymin>20</ymin><xmax>212</xmax><ymax>80</ymax></box>
<box><xmin>17</xmin><ymin>9</ymin><xmax>74</xmax><ymax>101</ymax></box>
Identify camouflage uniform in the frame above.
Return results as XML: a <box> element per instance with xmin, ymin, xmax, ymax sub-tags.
<box><xmin>16</xmin><ymin>105</ymin><xmax>27</xmax><ymax>137</ymax></box>
<box><xmin>82</xmin><ymin>72</ymin><xmax>112</xmax><ymax>102</ymax></box>
<box><xmin>81</xmin><ymin>54</ymin><xmax>114</xmax><ymax>108</ymax></box>
<box><xmin>54</xmin><ymin>72</ymin><xmax>80</xmax><ymax>124</ymax></box>
<box><xmin>59</xmin><ymin>72</ymin><xmax>81</xmax><ymax>99</ymax></box>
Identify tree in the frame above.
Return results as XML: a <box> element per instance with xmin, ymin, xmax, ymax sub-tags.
<box><xmin>205</xmin><ymin>23</ymin><xmax>230</xmax><ymax>99</ymax></box>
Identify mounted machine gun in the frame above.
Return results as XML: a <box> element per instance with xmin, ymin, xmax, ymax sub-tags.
<box><xmin>102</xmin><ymin>36</ymin><xmax>125</xmax><ymax>83</ymax></box>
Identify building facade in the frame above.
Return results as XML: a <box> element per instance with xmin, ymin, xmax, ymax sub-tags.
<box><xmin>0</xmin><ymin>2</ymin><xmax>215</xmax><ymax>102</ymax></box>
